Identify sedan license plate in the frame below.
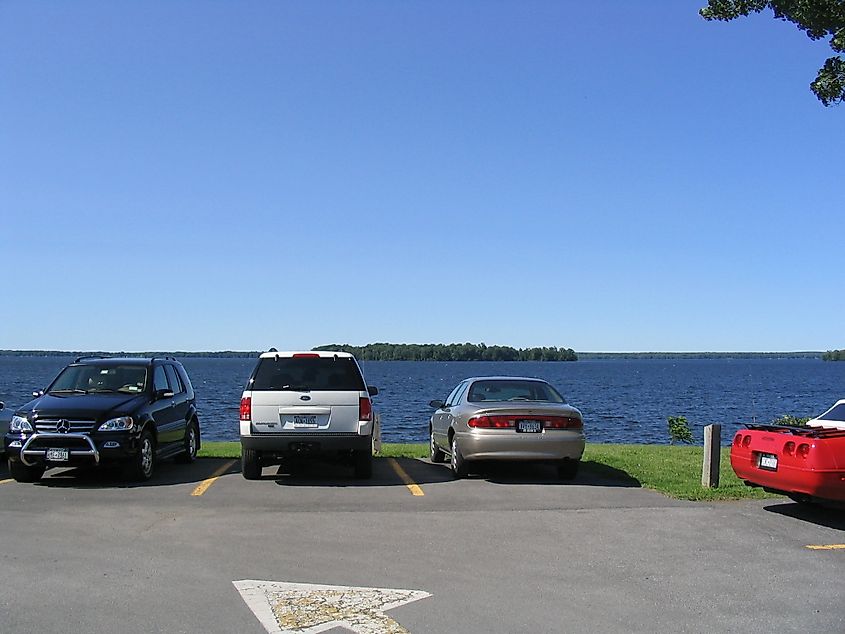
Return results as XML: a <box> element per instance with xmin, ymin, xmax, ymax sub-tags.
<box><xmin>759</xmin><ymin>453</ymin><xmax>778</xmax><ymax>471</ymax></box>
<box><xmin>46</xmin><ymin>448</ymin><xmax>69</xmax><ymax>461</ymax></box>
<box><xmin>293</xmin><ymin>415</ymin><xmax>318</xmax><ymax>428</ymax></box>
<box><xmin>516</xmin><ymin>420</ymin><xmax>542</xmax><ymax>433</ymax></box>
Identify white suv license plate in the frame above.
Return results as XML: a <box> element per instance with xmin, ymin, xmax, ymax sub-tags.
<box><xmin>516</xmin><ymin>420</ymin><xmax>542</xmax><ymax>433</ymax></box>
<box><xmin>293</xmin><ymin>415</ymin><xmax>318</xmax><ymax>428</ymax></box>
<box><xmin>46</xmin><ymin>448</ymin><xmax>69</xmax><ymax>461</ymax></box>
<box><xmin>759</xmin><ymin>453</ymin><xmax>778</xmax><ymax>471</ymax></box>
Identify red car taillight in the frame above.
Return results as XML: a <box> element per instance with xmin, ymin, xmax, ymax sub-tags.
<box><xmin>239</xmin><ymin>397</ymin><xmax>251</xmax><ymax>422</ymax></box>
<box><xmin>742</xmin><ymin>435</ymin><xmax>752</xmax><ymax>447</ymax></box>
<box><xmin>784</xmin><ymin>441</ymin><xmax>796</xmax><ymax>456</ymax></box>
<box><xmin>733</xmin><ymin>433</ymin><xmax>742</xmax><ymax>446</ymax></box>
<box><xmin>797</xmin><ymin>443</ymin><xmax>811</xmax><ymax>458</ymax></box>
<box><xmin>359</xmin><ymin>397</ymin><xmax>372</xmax><ymax>422</ymax></box>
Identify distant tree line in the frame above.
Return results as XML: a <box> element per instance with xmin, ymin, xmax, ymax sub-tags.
<box><xmin>579</xmin><ymin>351</ymin><xmax>824</xmax><ymax>360</ymax></box>
<box><xmin>312</xmin><ymin>343</ymin><xmax>578</xmax><ymax>362</ymax></box>
<box><xmin>823</xmin><ymin>349</ymin><xmax>845</xmax><ymax>361</ymax></box>
<box><xmin>0</xmin><ymin>350</ymin><xmax>259</xmax><ymax>358</ymax></box>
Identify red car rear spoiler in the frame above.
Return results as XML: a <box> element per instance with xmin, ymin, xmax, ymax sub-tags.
<box><xmin>743</xmin><ymin>423</ymin><xmax>845</xmax><ymax>439</ymax></box>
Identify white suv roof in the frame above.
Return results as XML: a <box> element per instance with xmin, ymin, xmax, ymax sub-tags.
<box><xmin>258</xmin><ymin>350</ymin><xmax>356</xmax><ymax>359</ymax></box>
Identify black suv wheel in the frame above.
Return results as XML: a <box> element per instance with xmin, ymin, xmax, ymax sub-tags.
<box><xmin>124</xmin><ymin>430</ymin><xmax>156</xmax><ymax>482</ymax></box>
<box><xmin>9</xmin><ymin>458</ymin><xmax>45</xmax><ymax>483</ymax></box>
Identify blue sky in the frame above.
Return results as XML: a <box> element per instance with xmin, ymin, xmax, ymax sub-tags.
<box><xmin>1</xmin><ymin>1</ymin><xmax>841</xmax><ymax>352</ymax></box>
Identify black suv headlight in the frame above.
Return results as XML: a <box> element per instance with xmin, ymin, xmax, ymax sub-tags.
<box><xmin>98</xmin><ymin>416</ymin><xmax>134</xmax><ymax>431</ymax></box>
<box><xmin>9</xmin><ymin>415</ymin><xmax>33</xmax><ymax>432</ymax></box>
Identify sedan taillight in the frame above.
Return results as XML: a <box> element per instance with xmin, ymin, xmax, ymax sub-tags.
<box><xmin>239</xmin><ymin>397</ymin><xmax>252</xmax><ymax>422</ymax></box>
<box><xmin>467</xmin><ymin>415</ymin><xmax>582</xmax><ymax>429</ymax></box>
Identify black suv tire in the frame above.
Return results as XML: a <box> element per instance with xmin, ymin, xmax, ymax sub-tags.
<box><xmin>242</xmin><ymin>448</ymin><xmax>262</xmax><ymax>480</ymax></box>
<box><xmin>176</xmin><ymin>420</ymin><xmax>199</xmax><ymax>464</ymax></box>
<box><xmin>9</xmin><ymin>458</ymin><xmax>45</xmax><ymax>483</ymax></box>
<box><xmin>124</xmin><ymin>430</ymin><xmax>156</xmax><ymax>482</ymax></box>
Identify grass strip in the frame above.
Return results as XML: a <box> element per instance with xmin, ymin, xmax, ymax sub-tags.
<box><xmin>198</xmin><ymin>441</ymin><xmax>777</xmax><ymax>501</ymax></box>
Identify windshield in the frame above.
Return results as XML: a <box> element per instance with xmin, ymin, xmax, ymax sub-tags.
<box><xmin>818</xmin><ymin>403</ymin><xmax>845</xmax><ymax>423</ymax></box>
<box><xmin>251</xmin><ymin>357</ymin><xmax>365</xmax><ymax>391</ymax></box>
<box><xmin>467</xmin><ymin>379</ymin><xmax>565</xmax><ymax>403</ymax></box>
<box><xmin>49</xmin><ymin>364</ymin><xmax>148</xmax><ymax>394</ymax></box>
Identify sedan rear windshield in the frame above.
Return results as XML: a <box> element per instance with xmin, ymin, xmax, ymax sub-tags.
<box><xmin>467</xmin><ymin>380</ymin><xmax>564</xmax><ymax>403</ymax></box>
<box><xmin>250</xmin><ymin>357</ymin><xmax>366</xmax><ymax>391</ymax></box>
<box><xmin>818</xmin><ymin>403</ymin><xmax>845</xmax><ymax>422</ymax></box>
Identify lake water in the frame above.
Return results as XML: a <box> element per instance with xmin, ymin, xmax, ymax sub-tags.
<box><xmin>1</xmin><ymin>356</ymin><xmax>843</xmax><ymax>445</ymax></box>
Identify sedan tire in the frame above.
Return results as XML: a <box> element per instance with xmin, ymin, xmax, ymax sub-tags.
<box><xmin>430</xmin><ymin>428</ymin><xmax>446</xmax><ymax>463</ymax></box>
<box><xmin>450</xmin><ymin>436</ymin><xmax>468</xmax><ymax>478</ymax></box>
<box><xmin>557</xmin><ymin>458</ymin><xmax>579</xmax><ymax>481</ymax></box>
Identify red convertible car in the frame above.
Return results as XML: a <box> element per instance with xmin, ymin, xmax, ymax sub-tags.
<box><xmin>731</xmin><ymin>399</ymin><xmax>845</xmax><ymax>504</ymax></box>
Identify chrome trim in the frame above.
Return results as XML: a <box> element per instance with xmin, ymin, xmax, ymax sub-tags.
<box><xmin>34</xmin><ymin>419</ymin><xmax>96</xmax><ymax>433</ymax></box>
<box><xmin>19</xmin><ymin>433</ymin><xmax>100</xmax><ymax>467</ymax></box>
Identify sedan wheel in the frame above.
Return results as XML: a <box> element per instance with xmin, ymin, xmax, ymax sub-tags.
<box><xmin>430</xmin><ymin>428</ymin><xmax>446</xmax><ymax>463</ymax></box>
<box><xmin>450</xmin><ymin>436</ymin><xmax>468</xmax><ymax>478</ymax></box>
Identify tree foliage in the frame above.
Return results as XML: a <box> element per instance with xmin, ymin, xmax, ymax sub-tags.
<box><xmin>667</xmin><ymin>415</ymin><xmax>695</xmax><ymax>444</ymax></box>
<box><xmin>312</xmin><ymin>342</ymin><xmax>578</xmax><ymax>362</ymax></box>
<box><xmin>822</xmin><ymin>348</ymin><xmax>845</xmax><ymax>360</ymax></box>
<box><xmin>701</xmin><ymin>1</ymin><xmax>845</xmax><ymax>105</ymax></box>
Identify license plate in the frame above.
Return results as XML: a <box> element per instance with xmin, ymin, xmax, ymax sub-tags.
<box><xmin>516</xmin><ymin>420</ymin><xmax>542</xmax><ymax>433</ymax></box>
<box><xmin>759</xmin><ymin>453</ymin><xmax>778</xmax><ymax>471</ymax></box>
<box><xmin>293</xmin><ymin>415</ymin><xmax>318</xmax><ymax>428</ymax></box>
<box><xmin>46</xmin><ymin>448</ymin><xmax>69</xmax><ymax>461</ymax></box>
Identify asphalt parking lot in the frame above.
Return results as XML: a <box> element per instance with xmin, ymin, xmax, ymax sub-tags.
<box><xmin>1</xmin><ymin>457</ymin><xmax>843</xmax><ymax>633</ymax></box>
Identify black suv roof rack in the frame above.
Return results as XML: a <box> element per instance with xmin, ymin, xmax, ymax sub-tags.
<box><xmin>74</xmin><ymin>355</ymin><xmax>110</xmax><ymax>363</ymax></box>
<box><xmin>151</xmin><ymin>356</ymin><xmax>178</xmax><ymax>362</ymax></box>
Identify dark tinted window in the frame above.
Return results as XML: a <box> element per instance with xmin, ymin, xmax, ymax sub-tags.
<box><xmin>153</xmin><ymin>366</ymin><xmax>169</xmax><ymax>392</ymax></box>
<box><xmin>164</xmin><ymin>365</ymin><xmax>184</xmax><ymax>394</ymax></box>
<box><xmin>819</xmin><ymin>403</ymin><xmax>845</xmax><ymax>422</ymax></box>
<box><xmin>467</xmin><ymin>380</ymin><xmax>564</xmax><ymax>403</ymax></box>
<box><xmin>251</xmin><ymin>357</ymin><xmax>365</xmax><ymax>391</ymax></box>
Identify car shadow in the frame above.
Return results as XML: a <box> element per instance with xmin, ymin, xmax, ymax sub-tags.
<box><xmin>269</xmin><ymin>456</ymin><xmax>456</xmax><ymax>488</ymax></box>
<box><xmin>763</xmin><ymin>501</ymin><xmax>845</xmax><ymax>530</ymax></box>
<box><xmin>433</xmin><ymin>459</ymin><xmax>642</xmax><ymax>487</ymax></box>
<box><xmin>25</xmin><ymin>458</ymin><xmax>239</xmax><ymax>489</ymax></box>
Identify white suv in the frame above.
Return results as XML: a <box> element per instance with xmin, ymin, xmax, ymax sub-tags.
<box><xmin>239</xmin><ymin>350</ymin><xmax>380</xmax><ymax>479</ymax></box>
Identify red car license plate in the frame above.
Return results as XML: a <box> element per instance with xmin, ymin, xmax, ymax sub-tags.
<box><xmin>758</xmin><ymin>453</ymin><xmax>778</xmax><ymax>471</ymax></box>
<box><xmin>516</xmin><ymin>420</ymin><xmax>542</xmax><ymax>433</ymax></box>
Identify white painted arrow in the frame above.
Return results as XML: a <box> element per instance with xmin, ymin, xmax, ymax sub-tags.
<box><xmin>233</xmin><ymin>580</ymin><xmax>431</xmax><ymax>634</ymax></box>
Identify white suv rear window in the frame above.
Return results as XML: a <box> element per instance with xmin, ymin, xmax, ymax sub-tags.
<box><xmin>250</xmin><ymin>357</ymin><xmax>366</xmax><ymax>391</ymax></box>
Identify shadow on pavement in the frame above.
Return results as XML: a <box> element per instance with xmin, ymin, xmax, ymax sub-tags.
<box><xmin>25</xmin><ymin>458</ymin><xmax>238</xmax><ymax>489</ymax></box>
<box><xmin>764</xmin><ymin>501</ymin><xmax>845</xmax><ymax>531</ymax></box>
<box><xmin>269</xmin><ymin>456</ymin><xmax>454</xmax><ymax>488</ymax></box>
<box><xmin>447</xmin><ymin>459</ymin><xmax>642</xmax><ymax>487</ymax></box>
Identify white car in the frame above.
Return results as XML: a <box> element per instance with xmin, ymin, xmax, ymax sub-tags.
<box><xmin>239</xmin><ymin>350</ymin><xmax>379</xmax><ymax>479</ymax></box>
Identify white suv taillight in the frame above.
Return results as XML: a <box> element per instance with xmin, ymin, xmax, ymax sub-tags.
<box><xmin>359</xmin><ymin>397</ymin><xmax>372</xmax><ymax>422</ymax></box>
<box><xmin>240</xmin><ymin>396</ymin><xmax>252</xmax><ymax>422</ymax></box>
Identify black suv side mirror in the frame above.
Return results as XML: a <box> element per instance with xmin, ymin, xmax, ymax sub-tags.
<box><xmin>32</xmin><ymin>389</ymin><xmax>44</xmax><ymax>398</ymax></box>
<box><xmin>367</xmin><ymin>386</ymin><xmax>379</xmax><ymax>397</ymax></box>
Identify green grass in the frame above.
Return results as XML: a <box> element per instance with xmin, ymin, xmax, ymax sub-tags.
<box><xmin>582</xmin><ymin>444</ymin><xmax>778</xmax><ymax>501</ymax></box>
<box><xmin>198</xmin><ymin>441</ymin><xmax>777</xmax><ymax>501</ymax></box>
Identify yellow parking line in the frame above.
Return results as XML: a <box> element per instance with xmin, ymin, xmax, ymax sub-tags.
<box><xmin>0</xmin><ymin>479</ymin><xmax>13</xmax><ymax>485</ymax></box>
<box><xmin>806</xmin><ymin>544</ymin><xmax>845</xmax><ymax>550</ymax></box>
<box><xmin>191</xmin><ymin>460</ymin><xmax>236</xmax><ymax>497</ymax></box>
<box><xmin>387</xmin><ymin>458</ymin><xmax>424</xmax><ymax>497</ymax></box>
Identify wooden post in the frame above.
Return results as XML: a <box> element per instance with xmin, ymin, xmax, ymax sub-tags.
<box><xmin>702</xmin><ymin>424</ymin><xmax>721</xmax><ymax>488</ymax></box>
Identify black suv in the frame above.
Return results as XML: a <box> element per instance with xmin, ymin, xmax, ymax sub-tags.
<box><xmin>3</xmin><ymin>356</ymin><xmax>201</xmax><ymax>483</ymax></box>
